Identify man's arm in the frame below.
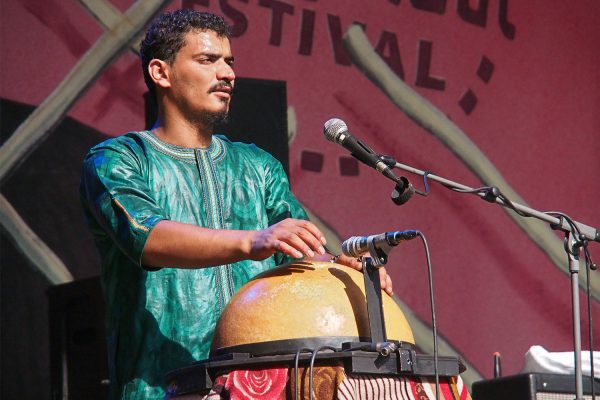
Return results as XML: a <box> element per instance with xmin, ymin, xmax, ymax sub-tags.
<box><xmin>142</xmin><ymin>218</ymin><xmax>327</xmax><ymax>268</ymax></box>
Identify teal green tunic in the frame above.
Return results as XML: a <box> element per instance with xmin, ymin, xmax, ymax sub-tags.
<box><xmin>80</xmin><ymin>131</ymin><xmax>308</xmax><ymax>399</ymax></box>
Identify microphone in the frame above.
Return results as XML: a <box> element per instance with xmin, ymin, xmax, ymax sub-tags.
<box><xmin>342</xmin><ymin>230</ymin><xmax>418</xmax><ymax>257</ymax></box>
<box><xmin>324</xmin><ymin>118</ymin><xmax>402</xmax><ymax>184</ymax></box>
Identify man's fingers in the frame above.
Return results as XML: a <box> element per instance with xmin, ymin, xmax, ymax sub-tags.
<box><xmin>277</xmin><ymin>219</ymin><xmax>326</xmax><ymax>257</ymax></box>
<box><xmin>294</xmin><ymin>226</ymin><xmax>326</xmax><ymax>255</ymax></box>
<box><xmin>334</xmin><ymin>253</ymin><xmax>363</xmax><ymax>270</ymax></box>
<box><xmin>275</xmin><ymin>240</ymin><xmax>304</xmax><ymax>259</ymax></box>
<box><xmin>385</xmin><ymin>275</ymin><xmax>393</xmax><ymax>295</ymax></box>
<box><xmin>379</xmin><ymin>267</ymin><xmax>387</xmax><ymax>288</ymax></box>
<box><xmin>380</xmin><ymin>268</ymin><xmax>393</xmax><ymax>296</ymax></box>
<box><xmin>299</xmin><ymin>220</ymin><xmax>327</xmax><ymax>246</ymax></box>
<box><xmin>278</xmin><ymin>229</ymin><xmax>319</xmax><ymax>258</ymax></box>
<box><xmin>251</xmin><ymin>219</ymin><xmax>328</xmax><ymax>260</ymax></box>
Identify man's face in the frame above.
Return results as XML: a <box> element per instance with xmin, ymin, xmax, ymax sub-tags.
<box><xmin>168</xmin><ymin>30</ymin><xmax>235</xmax><ymax>125</ymax></box>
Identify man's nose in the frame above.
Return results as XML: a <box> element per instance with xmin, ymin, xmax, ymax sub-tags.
<box><xmin>217</xmin><ymin>62</ymin><xmax>235</xmax><ymax>82</ymax></box>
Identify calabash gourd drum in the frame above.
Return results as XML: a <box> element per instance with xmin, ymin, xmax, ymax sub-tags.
<box><xmin>211</xmin><ymin>261</ymin><xmax>414</xmax><ymax>356</ymax></box>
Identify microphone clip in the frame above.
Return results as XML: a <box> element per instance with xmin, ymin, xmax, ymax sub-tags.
<box><xmin>366</xmin><ymin>237</ymin><xmax>391</xmax><ymax>268</ymax></box>
<box><xmin>391</xmin><ymin>177</ymin><xmax>415</xmax><ymax>206</ymax></box>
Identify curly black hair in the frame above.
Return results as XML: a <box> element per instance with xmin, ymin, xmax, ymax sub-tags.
<box><xmin>140</xmin><ymin>9</ymin><xmax>232</xmax><ymax>96</ymax></box>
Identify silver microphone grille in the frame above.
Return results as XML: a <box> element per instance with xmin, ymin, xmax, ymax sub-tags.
<box><xmin>323</xmin><ymin>118</ymin><xmax>348</xmax><ymax>143</ymax></box>
<box><xmin>341</xmin><ymin>236</ymin><xmax>362</xmax><ymax>257</ymax></box>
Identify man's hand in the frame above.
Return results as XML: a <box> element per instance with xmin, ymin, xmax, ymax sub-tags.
<box><xmin>333</xmin><ymin>253</ymin><xmax>394</xmax><ymax>296</ymax></box>
<box><xmin>249</xmin><ymin>218</ymin><xmax>327</xmax><ymax>260</ymax></box>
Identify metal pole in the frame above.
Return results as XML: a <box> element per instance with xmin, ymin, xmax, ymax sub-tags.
<box><xmin>568</xmin><ymin>232</ymin><xmax>584</xmax><ymax>399</ymax></box>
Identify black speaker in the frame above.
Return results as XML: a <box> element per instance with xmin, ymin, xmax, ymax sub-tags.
<box><xmin>472</xmin><ymin>373</ymin><xmax>600</xmax><ymax>400</ymax></box>
<box><xmin>216</xmin><ymin>77</ymin><xmax>290</xmax><ymax>175</ymax></box>
<box><xmin>47</xmin><ymin>276</ymin><xmax>108</xmax><ymax>400</ymax></box>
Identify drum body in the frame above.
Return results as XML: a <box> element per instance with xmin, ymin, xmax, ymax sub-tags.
<box><xmin>211</xmin><ymin>261</ymin><xmax>414</xmax><ymax>355</ymax></box>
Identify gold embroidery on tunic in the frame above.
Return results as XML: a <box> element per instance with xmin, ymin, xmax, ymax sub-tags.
<box><xmin>113</xmin><ymin>198</ymin><xmax>150</xmax><ymax>232</ymax></box>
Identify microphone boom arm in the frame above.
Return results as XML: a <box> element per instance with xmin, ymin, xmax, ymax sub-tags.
<box><xmin>392</xmin><ymin>160</ymin><xmax>600</xmax><ymax>243</ymax></box>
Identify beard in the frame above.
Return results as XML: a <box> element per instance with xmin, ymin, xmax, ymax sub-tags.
<box><xmin>200</xmin><ymin>108</ymin><xmax>229</xmax><ymax>131</ymax></box>
<box><xmin>197</xmin><ymin>83</ymin><xmax>233</xmax><ymax>132</ymax></box>
<box><xmin>203</xmin><ymin>80</ymin><xmax>233</xmax><ymax>131</ymax></box>
<box><xmin>184</xmin><ymin>104</ymin><xmax>230</xmax><ymax>134</ymax></box>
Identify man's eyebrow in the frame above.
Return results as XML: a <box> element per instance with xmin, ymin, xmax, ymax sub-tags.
<box><xmin>191</xmin><ymin>51</ymin><xmax>222</xmax><ymax>58</ymax></box>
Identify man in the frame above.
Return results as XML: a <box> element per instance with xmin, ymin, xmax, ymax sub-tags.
<box><xmin>80</xmin><ymin>9</ymin><xmax>392</xmax><ymax>399</ymax></box>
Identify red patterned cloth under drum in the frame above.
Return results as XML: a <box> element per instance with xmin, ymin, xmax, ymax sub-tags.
<box><xmin>183</xmin><ymin>366</ymin><xmax>472</xmax><ymax>400</ymax></box>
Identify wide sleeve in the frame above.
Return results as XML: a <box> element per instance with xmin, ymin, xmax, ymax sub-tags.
<box><xmin>80</xmin><ymin>137</ymin><xmax>167</xmax><ymax>267</ymax></box>
<box><xmin>261</xmin><ymin>152</ymin><xmax>309</xmax><ymax>265</ymax></box>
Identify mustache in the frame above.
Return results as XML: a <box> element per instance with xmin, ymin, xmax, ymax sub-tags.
<box><xmin>208</xmin><ymin>81</ymin><xmax>233</xmax><ymax>93</ymax></box>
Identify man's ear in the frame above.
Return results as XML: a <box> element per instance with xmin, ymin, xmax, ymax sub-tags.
<box><xmin>148</xmin><ymin>59</ymin><xmax>171</xmax><ymax>89</ymax></box>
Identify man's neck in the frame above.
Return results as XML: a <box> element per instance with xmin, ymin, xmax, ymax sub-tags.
<box><xmin>151</xmin><ymin>113</ymin><xmax>213</xmax><ymax>149</ymax></box>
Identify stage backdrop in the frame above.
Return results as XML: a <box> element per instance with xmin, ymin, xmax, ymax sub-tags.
<box><xmin>1</xmin><ymin>0</ymin><xmax>598</xmax><ymax>398</ymax></box>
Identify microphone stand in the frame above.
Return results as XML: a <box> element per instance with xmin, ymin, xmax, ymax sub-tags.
<box><xmin>386</xmin><ymin>158</ymin><xmax>598</xmax><ymax>400</ymax></box>
<box><xmin>361</xmin><ymin>238</ymin><xmax>392</xmax><ymax>350</ymax></box>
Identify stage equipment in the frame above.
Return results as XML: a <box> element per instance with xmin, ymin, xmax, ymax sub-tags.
<box><xmin>323</xmin><ymin>116</ymin><xmax>598</xmax><ymax>400</ymax></box>
<box><xmin>47</xmin><ymin>276</ymin><xmax>108</xmax><ymax>400</ymax></box>
<box><xmin>217</xmin><ymin>77</ymin><xmax>290</xmax><ymax>175</ymax></box>
<box><xmin>472</xmin><ymin>373</ymin><xmax>600</xmax><ymax>400</ymax></box>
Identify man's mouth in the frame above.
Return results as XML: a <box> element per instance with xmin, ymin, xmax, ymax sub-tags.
<box><xmin>214</xmin><ymin>87</ymin><xmax>231</xmax><ymax>94</ymax></box>
<box><xmin>210</xmin><ymin>82</ymin><xmax>233</xmax><ymax>95</ymax></box>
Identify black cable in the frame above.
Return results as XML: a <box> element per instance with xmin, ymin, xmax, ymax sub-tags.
<box><xmin>308</xmin><ymin>346</ymin><xmax>337</xmax><ymax>400</ymax></box>
<box><xmin>496</xmin><ymin>192</ymin><xmax>530</xmax><ymax>217</ymax></box>
<box><xmin>294</xmin><ymin>347</ymin><xmax>313</xmax><ymax>400</ymax></box>
<box><xmin>416</xmin><ymin>231</ymin><xmax>440</xmax><ymax>400</ymax></box>
<box><xmin>448</xmin><ymin>186</ymin><xmax>484</xmax><ymax>194</ymax></box>
<box><xmin>450</xmin><ymin>186</ymin><xmax>530</xmax><ymax>217</ymax></box>
<box><xmin>579</xmin><ymin>226</ymin><xmax>596</xmax><ymax>400</ymax></box>
<box><xmin>585</xmin><ymin>253</ymin><xmax>596</xmax><ymax>400</ymax></box>
<box><xmin>545</xmin><ymin>211</ymin><xmax>582</xmax><ymax>234</ymax></box>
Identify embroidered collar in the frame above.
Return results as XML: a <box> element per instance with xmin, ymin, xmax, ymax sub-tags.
<box><xmin>136</xmin><ymin>130</ymin><xmax>226</xmax><ymax>162</ymax></box>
